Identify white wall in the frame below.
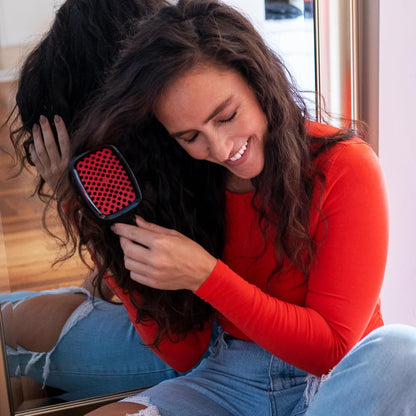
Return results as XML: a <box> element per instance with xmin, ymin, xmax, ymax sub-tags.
<box><xmin>378</xmin><ymin>0</ymin><xmax>416</xmax><ymax>326</ymax></box>
<box><xmin>0</xmin><ymin>0</ymin><xmax>64</xmax><ymax>80</ymax></box>
<box><xmin>222</xmin><ymin>0</ymin><xmax>265</xmax><ymax>28</ymax></box>
<box><xmin>0</xmin><ymin>0</ymin><xmax>62</xmax><ymax>47</ymax></box>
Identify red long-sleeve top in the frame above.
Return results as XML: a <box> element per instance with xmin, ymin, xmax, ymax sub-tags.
<box><xmin>106</xmin><ymin>122</ymin><xmax>388</xmax><ymax>376</ymax></box>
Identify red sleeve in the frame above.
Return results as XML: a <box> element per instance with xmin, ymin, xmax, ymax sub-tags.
<box><xmin>104</xmin><ymin>276</ymin><xmax>213</xmax><ymax>373</ymax></box>
<box><xmin>196</xmin><ymin>141</ymin><xmax>388</xmax><ymax>376</ymax></box>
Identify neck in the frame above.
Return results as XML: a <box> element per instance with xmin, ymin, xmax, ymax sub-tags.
<box><xmin>225</xmin><ymin>173</ymin><xmax>254</xmax><ymax>193</ymax></box>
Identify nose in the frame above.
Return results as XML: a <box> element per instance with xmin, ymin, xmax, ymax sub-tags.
<box><xmin>205</xmin><ymin>132</ymin><xmax>233</xmax><ymax>162</ymax></box>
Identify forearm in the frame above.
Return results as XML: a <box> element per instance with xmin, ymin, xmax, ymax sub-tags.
<box><xmin>197</xmin><ymin>140</ymin><xmax>388</xmax><ymax>376</ymax></box>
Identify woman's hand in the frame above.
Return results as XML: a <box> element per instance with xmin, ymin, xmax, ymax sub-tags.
<box><xmin>30</xmin><ymin>115</ymin><xmax>70</xmax><ymax>191</ymax></box>
<box><xmin>111</xmin><ymin>216</ymin><xmax>217</xmax><ymax>292</ymax></box>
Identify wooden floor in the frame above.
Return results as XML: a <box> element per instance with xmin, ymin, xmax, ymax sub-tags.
<box><xmin>0</xmin><ymin>81</ymin><xmax>86</xmax><ymax>293</ymax></box>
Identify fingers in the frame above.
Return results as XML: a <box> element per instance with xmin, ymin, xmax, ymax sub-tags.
<box><xmin>31</xmin><ymin>123</ymin><xmax>48</xmax><ymax>170</ymax></box>
<box><xmin>29</xmin><ymin>142</ymin><xmax>41</xmax><ymax>171</ymax></box>
<box><xmin>134</xmin><ymin>215</ymin><xmax>176</xmax><ymax>235</ymax></box>
<box><xmin>112</xmin><ymin>219</ymin><xmax>215</xmax><ymax>291</ymax></box>
<box><xmin>119</xmin><ymin>235</ymin><xmax>150</xmax><ymax>262</ymax></box>
<box><xmin>30</xmin><ymin>114</ymin><xmax>70</xmax><ymax>190</ymax></box>
<box><xmin>40</xmin><ymin>115</ymin><xmax>60</xmax><ymax>163</ymax></box>
<box><xmin>54</xmin><ymin>115</ymin><xmax>71</xmax><ymax>165</ymax></box>
<box><xmin>118</xmin><ymin>234</ymin><xmax>164</xmax><ymax>288</ymax></box>
<box><xmin>112</xmin><ymin>222</ymin><xmax>168</xmax><ymax>278</ymax></box>
<box><xmin>32</xmin><ymin>115</ymin><xmax>56</xmax><ymax>168</ymax></box>
<box><xmin>112</xmin><ymin>223</ymin><xmax>154</xmax><ymax>250</ymax></box>
<box><xmin>123</xmin><ymin>253</ymin><xmax>158</xmax><ymax>287</ymax></box>
<box><xmin>111</xmin><ymin>217</ymin><xmax>175</xmax><ymax>248</ymax></box>
<box><xmin>32</xmin><ymin>115</ymin><xmax>70</xmax><ymax>164</ymax></box>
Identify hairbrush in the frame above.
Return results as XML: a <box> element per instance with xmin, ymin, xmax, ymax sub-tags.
<box><xmin>70</xmin><ymin>145</ymin><xmax>142</xmax><ymax>223</ymax></box>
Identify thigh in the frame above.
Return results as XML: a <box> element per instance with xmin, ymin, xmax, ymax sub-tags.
<box><xmin>121</xmin><ymin>333</ymin><xmax>308</xmax><ymax>416</ymax></box>
<box><xmin>0</xmin><ymin>286</ymin><xmax>90</xmax><ymax>306</ymax></box>
<box><xmin>10</xmin><ymin>296</ymin><xmax>180</xmax><ymax>400</ymax></box>
<box><xmin>36</xmin><ymin>298</ymin><xmax>180</xmax><ymax>397</ymax></box>
<box><xmin>14</xmin><ymin>293</ymin><xmax>87</xmax><ymax>351</ymax></box>
<box><xmin>121</xmin><ymin>379</ymin><xmax>236</xmax><ymax>416</ymax></box>
<box><xmin>1</xmin><ymin>287</ymin><xmax>90</xmax><ymax>352</ymax></box>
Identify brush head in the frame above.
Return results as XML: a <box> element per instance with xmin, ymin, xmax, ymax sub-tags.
<box><xmin>70</xmin><ymin>145</ymin><xmax>142</xmax><ymax>222</ymax></box>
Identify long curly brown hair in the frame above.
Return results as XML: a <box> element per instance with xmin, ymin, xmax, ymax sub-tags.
<box><xmin>57</xmin><ymin>0</ymin><xmax>363</xmax><ymax>345</ymax></box>
<box><xmin>8</xmin><ymin>0</ymin><xmax>167</xmax><ymax>200</ymax></box>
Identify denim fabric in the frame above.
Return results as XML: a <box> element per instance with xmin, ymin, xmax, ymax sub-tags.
<box><xmin>0</xmin><ymin>288</ymin><xmax>181</xmax><ymax>401</ymax></box>
<box><xmin>305</xmin><ymin>324</ymin><xmax>416</xmax><ymax>416</ymax></box>
<box><xmin>4</xmin><ymin>287</ymin><xmax>416</xmax><ymax>413</ymax></box>
<box><xmin>122</xmin><ymin>330</ymin><xmax>309</xmax><ymax>416</ymax></box>
<box><xmin>123</xmin><ymin>324</ymin><xmax>416</xmax><ymax>416</ymax></box>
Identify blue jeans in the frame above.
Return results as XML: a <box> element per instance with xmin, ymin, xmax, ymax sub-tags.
<box><xmin>121</xmin><ymin>324</ymin><xmax>416</xmax><ymax>416</ymax></box>
<box><xmin>1</xmin><ymin>287</ymin><xmax>182</xmax><ymax>401</ymax></box>
<box><xmin>305</xmin><ymin>324</ymin><xmax>416</xmax><ymax>415</ymax></box>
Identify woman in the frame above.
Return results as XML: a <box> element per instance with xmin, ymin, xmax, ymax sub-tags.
<box><xmin>2</xmin><ymin>0</ymin><xmax>184</xmax><ymax>401</ymax></box>
<box><xmin>55</xmin><ymin>0</ymin><xmax>416</xmax><ymax>415</ymax></box>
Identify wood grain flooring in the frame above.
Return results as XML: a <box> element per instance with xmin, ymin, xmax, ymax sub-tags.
<box><xmin>0</xmin><ymin>81</ymin><xmax>87</xmax><ymax>294</ymax></box>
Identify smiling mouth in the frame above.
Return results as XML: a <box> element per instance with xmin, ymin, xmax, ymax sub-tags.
<box><xmin>228</xmin><ymin>140</ymin><xmax>248</xmax><ymax>162</ymax></box>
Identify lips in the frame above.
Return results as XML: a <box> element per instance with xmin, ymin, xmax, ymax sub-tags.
<box><xmin>228</xmin><ymin>139</ymin><xmax>248</xmax><ymax>162</ymax></box>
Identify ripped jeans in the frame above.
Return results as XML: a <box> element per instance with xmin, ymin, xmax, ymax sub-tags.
<box><xmin>121</xmin><ymin>324</ymin><xmax>416</xmax><ymax>416</ymax></box>
<box><xmin>0</xmin><ymin>287</ymin><xmax>181</xmax><ymax>401</ymax></box>
<box><xmin>122</xmin><ymin>329</ymin><xmax>311</xmax><ymax>416</ymax></box>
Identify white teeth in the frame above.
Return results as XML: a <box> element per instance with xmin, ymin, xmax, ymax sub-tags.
<box><xmin>229</xmin><ymin>141</ymin><xmax>248</xmax><ymax>162</ymax></box>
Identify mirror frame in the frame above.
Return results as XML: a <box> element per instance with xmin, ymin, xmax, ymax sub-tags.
<box><xmin>0</xmin><ymin>0</ymin><xmax>380</xmax><ymax>414</ymax></box>
<box><xmin>315</xmin><ymin>0</ymin><xmax>380</xmax><ymax>152</ymax></box>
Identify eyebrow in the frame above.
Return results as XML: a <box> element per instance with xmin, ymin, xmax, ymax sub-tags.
<box><xmin>170</xmin><ymin>97</ymin><xmax>233</xmax><ymax>138</ymax></box>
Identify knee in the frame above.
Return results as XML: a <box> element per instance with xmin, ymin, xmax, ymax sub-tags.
<box><xmin>308</xmin><ymin>325</ymin><xmax>416</xmax><ymax>415</ymax></box>
<box><xmin>366</xmin><ymin>324</ymin><xmax>416</xmax><ymax>354</ymax></box>
<box><xmin>358</xmin><ymin>324</ymin><xmax>416</xmax><ymax>377</ymax></box>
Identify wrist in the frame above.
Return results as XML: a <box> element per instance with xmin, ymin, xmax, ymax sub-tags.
<box><xmin>192</xmin><ymin>257</ymin><xmax>217</xmax><ymax>292</ymax></box>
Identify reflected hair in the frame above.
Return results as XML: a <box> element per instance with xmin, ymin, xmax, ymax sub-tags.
<box><xmin>9</xmin><ymin>0</ymin><xmax>166</xmax><ymax>200</ymax></box>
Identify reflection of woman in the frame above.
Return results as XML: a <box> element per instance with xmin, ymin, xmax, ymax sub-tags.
<box><xmin>1</xmin><ymin>0</ymin><xmax>185</xmax><ymax>401</ymax></box>
<box><xmin>50</xmin><ymin>1</ymin><xmax>416</xmax><ymax>415</ymax></box>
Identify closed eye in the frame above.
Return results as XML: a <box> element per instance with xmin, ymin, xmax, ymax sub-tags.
<box><xmin>181</xmin><ymin>133</ymin><xmax>198</xmax><ymax>144</ymax></box>
<box><xmin>219</xmin><ymin>111</ymin><xmax>237</xmax><ymax>124</ymax></box>
<box><xmin>174</xmin><ymin>109</ymin><xmax>237</xmax><ymax>144</ymax></box>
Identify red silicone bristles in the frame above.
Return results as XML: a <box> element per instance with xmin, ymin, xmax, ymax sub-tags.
<box><xmin>75</xmin><ymin>148</ymin><xmax>136</xmax><ymax>216</ymax></box>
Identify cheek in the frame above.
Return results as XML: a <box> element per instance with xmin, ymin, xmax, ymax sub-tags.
<box><xmin>241</xmin><ymin>111</ymin><xmax>267</xmax><ymax>137</ymax></box>
<box><xmin>256</xmin><ymin>112</ymin><xmax>268</xmax><ymax>136</ymax></box>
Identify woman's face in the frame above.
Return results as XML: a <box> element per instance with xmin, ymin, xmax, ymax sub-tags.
<box><xmin>154</xmin><ymin>63</ymin><xmax>268</xmax><ymax>192</ymax></box>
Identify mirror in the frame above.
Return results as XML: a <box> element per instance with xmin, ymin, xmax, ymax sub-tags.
<box><xmin>1</xmin><ymin>0</ymin><xmax>376</xmax><ymax>414</ymax></box>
